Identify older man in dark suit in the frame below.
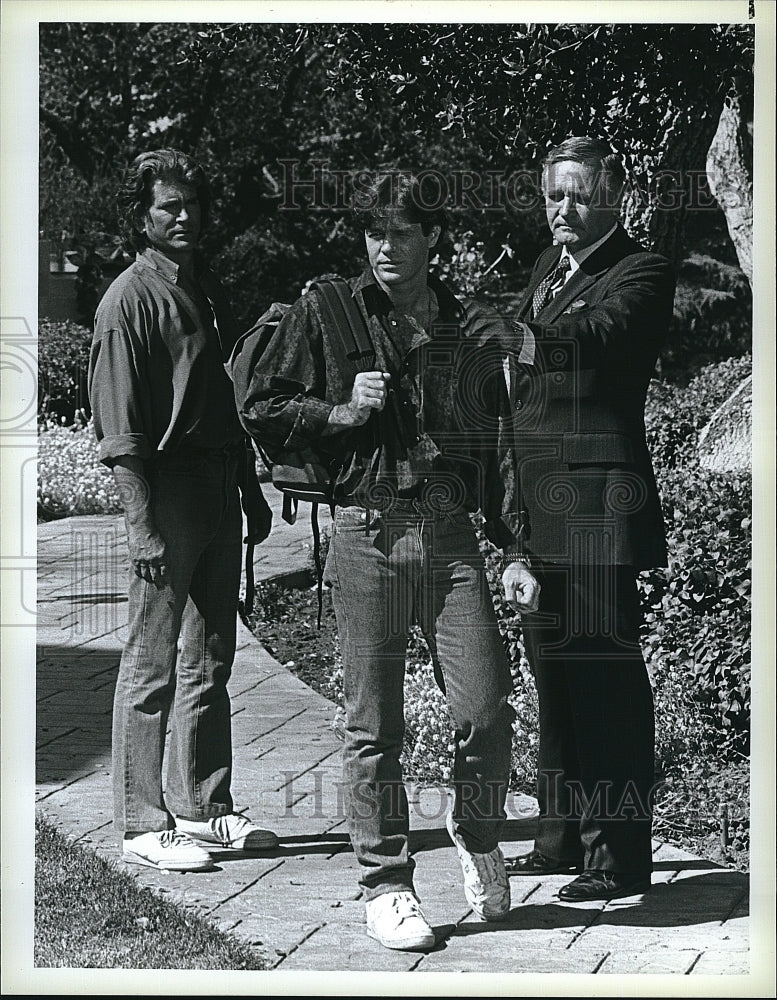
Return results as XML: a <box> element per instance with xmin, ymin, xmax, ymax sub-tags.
<box><xmin>501</xmin><ymin>136</ymin><xmax>676</xmax><ymax>901</ymax></box>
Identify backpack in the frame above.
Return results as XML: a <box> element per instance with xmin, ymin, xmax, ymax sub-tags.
<box><xmin>229</xmin><ymin>276</ymin><xmax>375</xmax><ymax>624</ymax></box>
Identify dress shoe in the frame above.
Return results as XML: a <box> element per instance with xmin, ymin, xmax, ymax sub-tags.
<box><xmin>557</xmin><ymin>869</ymin><xmax>651</xmax><ymax>901</ymax></box>
<box><xmin>504</xmin><ymin>849</ymin><xmax>582</xmax><ymax>876</ymax></box>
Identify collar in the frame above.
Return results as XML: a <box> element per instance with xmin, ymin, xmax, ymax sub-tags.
<box><xmin>561</xmin><ymin>222</ymin><xmax>619</xmax><ymax>272</ymax></box>
<box><xmin>352</xmin><ymin>267</ymin><xmax>465</xmax><ymax>322</ymax></box>
<box><xmin>136</xmin><ymin>246</ymin><xmax>202</xmax><ymax>285</ymax></box>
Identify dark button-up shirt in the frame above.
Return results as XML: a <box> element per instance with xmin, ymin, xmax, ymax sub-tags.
<box><xmin>89</xmin><ymin>247</ymin><xmax>243</xmax><ymax>464</ymax></box>
<box><xmin>234</xmin><ymin>268</ymin><xmax>518</xmax><ymax>548</ymax></box>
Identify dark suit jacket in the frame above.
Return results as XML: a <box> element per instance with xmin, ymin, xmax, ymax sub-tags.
<box><xmin>510</xmin><ymin>224</ymin><xmax>675</xmax><ymax>569</ymax></box>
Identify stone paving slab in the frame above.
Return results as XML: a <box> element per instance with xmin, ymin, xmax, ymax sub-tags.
<box><xmin>692</xmin><ymin>949</ymin><xmax>752</xmax><ymax>975</ymax></box>
<box><xmin>30</xmin><ymin>496</ymin><xmax>766</xmax><ymax>992</ymax></box>
<box><xmin>418</xmin><ymin>942</ymin><xmax>612</xmax><ymax>975</ymax></box>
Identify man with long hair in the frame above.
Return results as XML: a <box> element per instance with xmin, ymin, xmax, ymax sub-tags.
<box><xmin>89</xmin><ymin>149</ymin><xmax>276</xmax><ymax>872</ymax></box>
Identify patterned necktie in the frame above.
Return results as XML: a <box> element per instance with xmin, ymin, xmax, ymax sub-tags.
<box><xmin>531</xmin><ymin>254</ymin><xmax>571</xmax><ymax>318</ymax></box>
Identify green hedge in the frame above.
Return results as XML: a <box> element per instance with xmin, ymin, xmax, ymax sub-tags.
<box><xmin>661</xmin><ymin>255</ymin><xmax>752</xmax><ymax>382</ymax></box>
<box><xmin>38</xmin><ymin>318</ymin><xmax>93</xmax><ymax>423</ymax></box>
<box><xmin>642</xmin><ymin>466</ymin><xmax>751</xmax><ymax>736</ymax></box>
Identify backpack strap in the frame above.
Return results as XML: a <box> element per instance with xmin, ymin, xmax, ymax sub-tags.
<box><xmin>311</xmin><ymin>277</ymin><xmax>375</xmax><ymax>374</ymax></box>
<box><xmin>243</xmin><ymin>540</ymin><xmax>255</xmax><ymax>617</ymax></box>
<box><xmin>310</xmin><ymin>502</ymin><xmax>324</xmax><ymax>628</ymax></box>
<box><xmin>305</xmin><ymin>277</ymin><xmax>377</xmax><ymax>629</ymax></box>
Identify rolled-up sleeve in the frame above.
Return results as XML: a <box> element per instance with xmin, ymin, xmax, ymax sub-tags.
<box><xmin>283</xmin><ymin>394</ymin><xmax>334</xmax><ymax>449</ymax></box>
<box><xmin>88</xmin><ymin>294</ymin><xmax>153</xmax><ymax>464</ymax></box>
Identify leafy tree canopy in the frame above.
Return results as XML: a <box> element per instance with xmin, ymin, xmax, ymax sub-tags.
<box><xmin>40</xmin><ymin>20</ymin><xmax>753</xmax><ymax>346</ymax></box>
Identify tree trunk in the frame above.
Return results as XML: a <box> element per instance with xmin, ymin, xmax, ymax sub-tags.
<box><xmin>706</xmin><ymin>85</ymin><xmax>753</xmax><ymax>284</ymax></box>
<box><xmin>621</xmin><ymin>99</ymin><xmax>724</xmax><ymax>262</ymax></box>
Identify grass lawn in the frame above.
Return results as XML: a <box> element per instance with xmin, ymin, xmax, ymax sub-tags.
<box><xmin>34</xmin><ymin>814</ymin><xmax>269</xmax><ymax>970</ymax></box>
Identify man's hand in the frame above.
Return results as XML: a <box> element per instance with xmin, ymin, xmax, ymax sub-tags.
<box><xmin>126</xmin><ymin>520</ymin><xmax>169</xmax><ymax>586</ymax></box>
<box><xmin>112</xmin><ymin>455</ymin><xmax>169</xmax><ymax>586</ymax></box>
<box><xmin>245</xmin><ymin>488</ymin><xmax>273</xmax><ymax>545</ymax></box>
<box><xmin>327</xmin><ymin>371</ymin><xmax>391</xmax><ymax>430</ymax></box>
<box><xmin>502</xmin><ymin>562</ymin><xmax>541</xmax><ymax>614</ymax></box>
<box><xmin>239</xmin><ymin>444</ymin><xmax>273</xmax><ymax>545</ymax></box>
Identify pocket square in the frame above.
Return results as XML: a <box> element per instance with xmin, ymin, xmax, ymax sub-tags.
<box><xmin>564</xmin><ymin>299</ymin><xmax>588</xmax><ymax>313</ymax></box>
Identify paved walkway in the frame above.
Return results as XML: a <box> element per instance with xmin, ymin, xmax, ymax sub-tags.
<box><xmin>35</xmin><ymin>487</ymin><xmax>755</xmax><ymax>983</ymax></box>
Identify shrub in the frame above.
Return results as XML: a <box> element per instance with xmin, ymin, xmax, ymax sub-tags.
<box><xmin>435</xmin><ymin>231</ymin><xmax>514</xmax><ymax>298</ymax></box>
<box><xmin>650</xmin><ymin>655</ymin><xmax>749</xmax><ymax>870</ymax></box>
<box><xmin>640</xmin><ymin>465</ymin><xmax>751</xmax><ymax>737</ymax></box>
<box><xmin>399</xmin><ymin>622</ymin><xmax>539</xmax><ymax>793</ymax></box>
<box><xmin>214</xmin><ymin>219</ymin><xmax>365</xmax><ymax>329</ymax></box>
<box><xmin>38</xmin><ymin>318</ymin><xmax>93</xmax><ymax>423</ymax></box>
<box><xmin>642</xmin><ymin>356</ymin><xmax>752</xmax><ymax>736</ymax></box>
<box><xmin>401</xmin><ymin>638</ymin><xmax>456</xmax><ymax>785</ymax></box>
<box><xmin>215</xmin><ymin>226</ymin><xmax>305</xmax><ymax>329</ymax></box>
<box><xmin>661</xmin><ymin>254</ymin><xmax>752</xmax><ymax>381</ymax></box>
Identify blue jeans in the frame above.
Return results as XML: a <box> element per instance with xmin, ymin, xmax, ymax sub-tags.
<box><xmin>112</xmin><ymin>450</ymin><xmax>243</xmax><ymax>834</ymax></box>
<box><xmin>324</xmin><ymin>506</ymin><xmax>515</xmax><ymax>899</ymax></box>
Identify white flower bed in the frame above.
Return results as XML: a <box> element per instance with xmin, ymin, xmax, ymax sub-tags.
<box><xmin>38</xmin><ymin>418</ymin><xmax>122</xmax><ymax>518</ymax></box>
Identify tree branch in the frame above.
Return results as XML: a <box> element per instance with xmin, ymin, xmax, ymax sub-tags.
<box><xmin>39</xmin><ymin>106</ymin><xmax>95</xmax><ymax>181</ymax></box>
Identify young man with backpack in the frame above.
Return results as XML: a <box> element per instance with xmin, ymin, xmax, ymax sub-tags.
<box><xmin>231</xmin><ymin>173</ymin><xmax>539</xmax><ymax>950</ymax></box>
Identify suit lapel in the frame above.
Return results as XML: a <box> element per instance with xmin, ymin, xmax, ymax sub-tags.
<box><xmin>536</xmin><ymin>267</ymin><xmax>597</xmax><ymax>322</ymax></box>
<box><xmin>532</xmin><ymin>225</ymin><xmax>638</xmax><ymax>323</ymax></box>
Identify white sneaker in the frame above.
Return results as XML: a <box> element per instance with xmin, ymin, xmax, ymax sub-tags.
<box><xmin>175</xmin><ymin>813</ymin><xmax>279</xmax><ymax>852</ymax></box>
<box><xmin>366</xmin><ymin>891</ymin><xmax>436</xmax><ymax>951</ymax></box>
<box><xmin>122</xmin><ymin>830</ymin><xmax>214</xmax><ymax>872</ymax></box>
<box><xmin>446</xmin><ymin>811</ymin><xmax>510</xmax><ymax>921</ymax></box>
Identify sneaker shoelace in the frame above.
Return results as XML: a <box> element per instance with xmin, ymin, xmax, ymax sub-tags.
<box><xmin>211</xmin><ymin>814</ymin><xmax>236</xmax><ymax>844</ymax></box>
<box><xmin>209</xmin><ymin>813</ymin><xmax>251</xmax><ymax>845</ymax></box>
<box><xmin>158</xmin><ymin>829</ymin><xmax>194</xmax><ymax>848</ymax></box>
<box><xmin>389</xmin><ymin>894</ymin><xmax>423</xmax><ymax>927</ymax></box>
